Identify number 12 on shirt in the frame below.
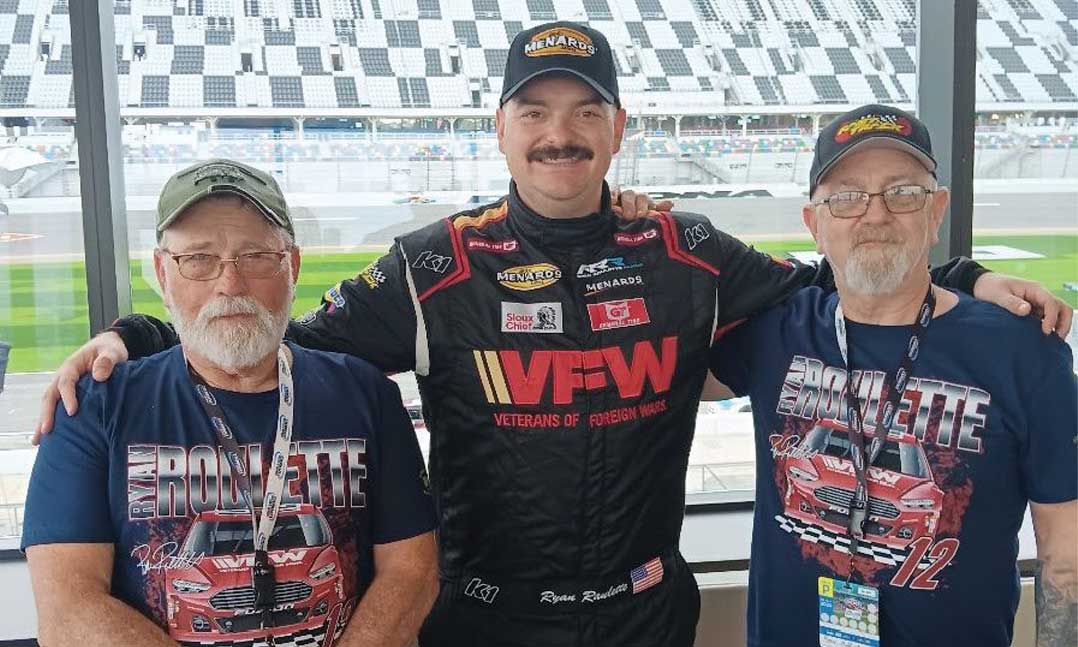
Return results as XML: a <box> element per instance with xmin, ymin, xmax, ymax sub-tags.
<box><xmin>889</xmin><ymin>537</ymin><xmax>961</xmax><ymax>590</ymax></box>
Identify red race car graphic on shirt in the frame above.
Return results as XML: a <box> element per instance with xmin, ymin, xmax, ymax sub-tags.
<box><xmin>780</xmin><ymin>420</ymin><xmax>944</xmax><ymax>551</ymax></box>
<box><xmin>165</xmin><ymin>504</ymin><xmax>352</xmax><ymax>646</ymax></box>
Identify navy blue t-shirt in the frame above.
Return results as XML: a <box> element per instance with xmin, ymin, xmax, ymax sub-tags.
<box><xmin>711</xmin><ymin>288</ymin><xmax>1077</xmax><ymax>647</ymax></box>
<box><xmin>22</xmin><ymin>343</ymin><xmax>436</xmax><ymax>645</ymax></box>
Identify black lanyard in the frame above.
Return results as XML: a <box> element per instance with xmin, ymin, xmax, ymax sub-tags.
<box><xmin>834</xmin><ymin>287</ymin><xmax>934</xmax><ymax>558</ymax></box>
<box><xmin>188</xmin><ymin>345</ymin><xmax>295</xmax><ymax>632</ymax></box>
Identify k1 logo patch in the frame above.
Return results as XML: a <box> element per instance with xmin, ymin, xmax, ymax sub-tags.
<box><xmin>684</xmin><ymin>223</ymin><xmax>710</xmax><ymax>251</ymax></box>
<box><xmin>412</xmin><ymin>250</ymin><xmax>453</xmax><ymax>273</ymax></box>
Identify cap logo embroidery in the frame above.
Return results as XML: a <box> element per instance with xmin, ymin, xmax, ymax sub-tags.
<box><xmin>524</xmin><ymin>27</ymin><xmax>596</xmax><ymax>58</ymax></box>
<box><xmin>834</xmin><ymin>114</ymin><xmax>912</xmax><ymax>144</ymax></box>
<box><xmin>192</xmin><ymin>163</ymin><xmax>246</xmax><ymax>185</ymax></box>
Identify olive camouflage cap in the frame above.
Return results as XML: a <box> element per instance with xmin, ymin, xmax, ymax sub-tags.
<box><xmin>156</xmin><ymin>158</ymin><xmax>293</xmax><ymax>241</ymax></box>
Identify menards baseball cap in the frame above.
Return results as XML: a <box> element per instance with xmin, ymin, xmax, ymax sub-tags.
<box><xmin>810</xmin><ymin>104</ymin><xmax>937</xmax><ymax>196</ymax></box>
<box><xmin>500</xmin><ymin>21</ymin><xmax>620</xmax><ymax>107</ymax></box>
<box><xmin>156</xmin><ymin>158</ymin><xmax>293</xmax><ymax>241</ymax></box>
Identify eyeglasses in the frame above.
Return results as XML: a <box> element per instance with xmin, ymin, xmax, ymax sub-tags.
<box><xmin>813</xmin><ymin>184</ymin><xmax>934</xmax><ymax>219</ymax></box>
<box><xmin>163</xmin><ymin>250</ymin><xmax>289</xmax><ymax>281</ymax></box>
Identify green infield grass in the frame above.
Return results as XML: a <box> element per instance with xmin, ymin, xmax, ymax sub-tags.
<box><xmin>1</xmin><ymin>235</ymin><xmax>1074</xmax><ymax>373</ymax></box>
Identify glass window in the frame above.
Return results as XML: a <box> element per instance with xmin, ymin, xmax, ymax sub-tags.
<box><xmin>8</xmin><ymin>0</ymin><xmax>1076</xmax><ymax>551</ymax></box>
<box><xmin>971</xmin><ymin>111</ymin><xmax>1078</xmax><ymax>368</ymax></box>
<box><xmin>0</xmin><ymin>8</ymin><xmax>83</xmax><ymax>541</ymax></box>
<box><xmin>971</xmin><ymin>0</ymin><xmax>1078</xmax><ymax>370</ymax></box>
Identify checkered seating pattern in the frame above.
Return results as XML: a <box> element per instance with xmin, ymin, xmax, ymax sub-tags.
<box><xmin>0</xmin><ymin>0</ymin><xmax>1071</xmax><ymax>109</ymax></box>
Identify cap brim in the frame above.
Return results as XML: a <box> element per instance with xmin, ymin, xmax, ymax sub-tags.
<box><xmin>157</xmin><ymin>186</ymin><xmax>287</xmax><ymax>234</ymax></box>
<box><xmin>500</xmin><ymin>68</ymin><xmax>616</xmax><ymax>106</ymax></box>
<box><xmin>816</xmin><ymin>136</ymin><xmax>937</xmax><ymax>188</ymax></box>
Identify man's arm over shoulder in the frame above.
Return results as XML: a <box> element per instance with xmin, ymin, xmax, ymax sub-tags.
<box><xmin>928</xmin><ymin>256</ymin><xmax>987</xmax><ymax>294</ymax></box>
<box><xmin>110</xmin><ymin>315</ymin><xmax>179</xmax><ymax>361</ymax></box>
<box><xmin>702</xmin><ymin>226</ymin><xmax>987</xmax><ymax>324</ymax></box>
<box><xmin>290</xmin><ymin>241</ymin><xmax>419</xmax><ymax>373</ymax></box>
<box><xmin>664</xmin><ymin>212</ymin><xmax>996</xmax><ymax>323</ymax></box>
<box><xmin>27</xmin><ymin>544</ymin><xmax>179</xmax><ymax>647</ymax></box>
<box><xmin>293</xmin><ymin>212</ymin><xmax>470</xmax><ymax>373</ymax></box>
<box><xmin>663</xmin><ymin>213</ymin><xmax>820</xmax><ymax>327</ymax></box>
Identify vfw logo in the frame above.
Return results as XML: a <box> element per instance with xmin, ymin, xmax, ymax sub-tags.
<box><xmin>473</xmin><ymin>336</ymin><xmax>677</xmax><ymax>405</ymax></box>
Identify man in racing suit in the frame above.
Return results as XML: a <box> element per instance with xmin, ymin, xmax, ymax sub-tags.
<box><xmin>37</xmin><ymin>21</ymin><xmax>1060</xmax><ymax>647</ymax></box>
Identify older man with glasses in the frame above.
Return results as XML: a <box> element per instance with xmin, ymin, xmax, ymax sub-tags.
<box><xmin>22</xmin><ymin>159</ymin><xmax>438</xmax><ymax>647</ymax></box>
<box><xmin>708</xmin><ymin>104</ymin><xmax>1077</xmax><ymax>647</ymax></box>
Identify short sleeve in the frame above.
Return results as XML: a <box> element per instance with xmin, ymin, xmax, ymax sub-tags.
<box><xmin>1020</xmin><ymin>338</ymin><xmax>1078</xmax><ymax>504</ymax></box>
<box><xmin>21</xmin><ymin>377</ymin><xmax>114</xmax><ymax>549</ymax></box>
<box><xmin>709</xmin><ymin>317</ymin><xmax>759</xmax><ymax>397</ymax></box>
<box><xmin>368</xmin><ymin>377</ymin><xmax>436</xmax><ymax>544</ymax></box>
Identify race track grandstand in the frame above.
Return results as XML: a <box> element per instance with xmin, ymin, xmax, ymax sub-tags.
<box><xmin>0</xmin><ymin>0</ymin><xmax>1067</xmax><ymax>198</ymax></box>
<box><xmin>0</xmin><ymin>0</ymin><xmax>1071</xmax><ymax>111</ymax></box>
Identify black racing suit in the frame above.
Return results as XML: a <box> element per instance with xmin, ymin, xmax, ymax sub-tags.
<box><xmin>115</xmin><ymin>183</ymin><xmax>985</xmax><ymax>647</ymax></box>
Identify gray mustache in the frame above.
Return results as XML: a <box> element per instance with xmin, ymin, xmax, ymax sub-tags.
<box><xmin>527</xmin><ymin>145</ymin><xmax>594</xmax><ymax>162</ymax></box>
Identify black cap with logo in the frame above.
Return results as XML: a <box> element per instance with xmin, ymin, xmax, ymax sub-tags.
<box><xmin>500</xmin><ymin>21</ymin><xmax>620</xmax><ymax>107</ymax></box>
<box><xmin>809</xmin><ymin>104</ymin><xmax>937</xmax><ymax>196</ymax></box>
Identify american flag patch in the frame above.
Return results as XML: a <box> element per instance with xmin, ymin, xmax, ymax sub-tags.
<box><xmin>630</xmin><ymin>557</ymin><xmax>664</xmax><ymax>594</ymax></box>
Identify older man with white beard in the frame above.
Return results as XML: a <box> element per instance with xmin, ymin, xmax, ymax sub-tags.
<box><xmin>21</xmin><ymin>159</ymin><xmax>439</xmax><ymax>647</ymax></box>
<box><xmin>709</xmin><ymin>105</ymin><xmax>1077</xmax><ymax>647</ymax></box>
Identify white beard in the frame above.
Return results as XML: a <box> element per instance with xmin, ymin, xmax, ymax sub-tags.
<box><xmin>841</xmin><ymin>235</ymin><xmax>925</xmax><ymax>296</ymax></box>
<box><xmin>169</xmin><ymin>285</ymin><xmax>293</xmax><ymax>372</ymax></box>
